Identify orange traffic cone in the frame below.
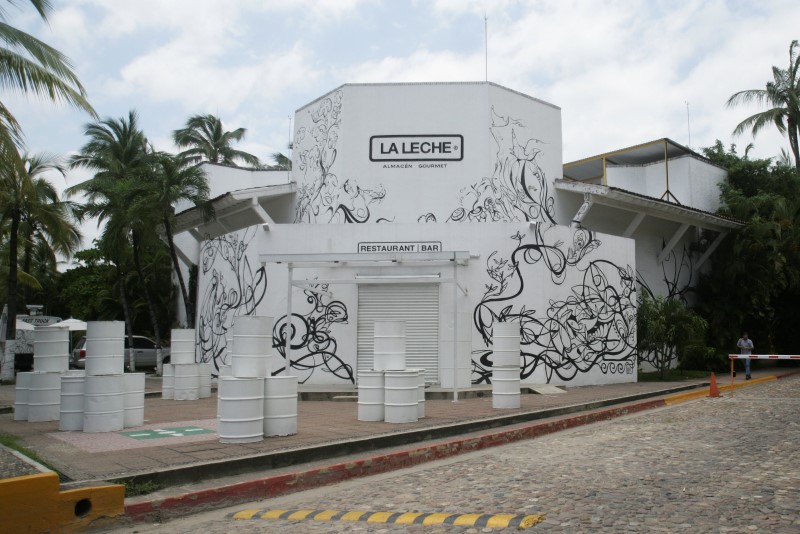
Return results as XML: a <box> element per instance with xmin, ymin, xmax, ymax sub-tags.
<box><xmin>708</xmin><ymin>372</ymin><xmax>721</xmax><ymax>398</ymax></box>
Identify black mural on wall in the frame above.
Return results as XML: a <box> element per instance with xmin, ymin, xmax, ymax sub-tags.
<box><xmin>197</xmin><ymin>228</ymin><xmax>267</xmax><ymax>371</ymax></box>
<box><xmin>419</xmin><ymin>107</ymin><xmax>555</xmax><ymax>224</ymax></box>
<box><xmin>637</xmin><ymin>241</ymin><xmax>694</xmax><ymax>302</ymax></box>
<box><xmin>197</xmin><ymin>230</ymin><xmax>353</xmax><ymax>382</ymax></box>
<box><xmin>272</xmin><ymin>283</ymin><xmax>355</xmax><ymax>384</ymax></box>
<box><xmin>294</xmin><ymin>89</ymin><xmax>387</xmax><ymax>223</ymax></box>
<box><xmin>473</xmin><ymin>226</ymin><xmax>637</xmax><ymax>384</ymax></box>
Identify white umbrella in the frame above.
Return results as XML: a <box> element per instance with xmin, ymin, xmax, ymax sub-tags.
<box><xmin>15</xmin><ymin>319</ymin><xmax>35</xmax><ymax>331</ymax></box>
<box><xmin>50</xmin><ymin>318</ymin><xmax>87</xmax><ymax>331</ymax></box>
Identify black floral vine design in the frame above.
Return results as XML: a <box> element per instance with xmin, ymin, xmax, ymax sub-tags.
<box><xmin>473</xmin><ymin>225</ymin><xmax>636</xmax><ymax>383</ymax></box>
<box><xmin>294</xmin><ymin>90</ymin><xmax>386</xmax><ymax>223</ymax></box>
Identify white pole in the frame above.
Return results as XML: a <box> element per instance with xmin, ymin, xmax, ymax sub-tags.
<box><xmin>285</xmin><ymin>264</ymin><xmax>293</xmax><ymax>376</ymax></box>
<box><xmin>452</xmin><ymin>257</ymin><xmax>459</xmax><ymax>402</ymax></box>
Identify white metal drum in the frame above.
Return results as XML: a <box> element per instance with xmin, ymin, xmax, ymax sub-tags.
<box><xmin>492</xmin><ymin>366</ymin><xmax>521</xmax><ymax>409</ymax></box>
<box><xmin>123</xmin><ymin>373</ymin><xmax>146</xmax><ymax>428</ymax></box>
<box><xmin>162</xmin><ymin>363</ymin><xmax>174</xmax><ymax>399</ymax></box>
<box><xmin>83</xmin><ymin>374</ymin><xmax>124</xmax><ymax>432</ymax></box>
<box><xmin>85</xmin><ymin>321</ymin><xmax>125</xmax><ymax>376</ymax></box>
<box><xmin>199</xmin><ymin>362</ymin><xmax>213</xmax><ymax>398</ymax></box>
<box><xmin>13</xmin><ymin>371</ymin><xmax>32</xmax><ymax>421</ymax></box>
<box><xmin>216</xmin><ymin>364</ymin><xmax>232</xmax><ymax>418</ymax></box>
<box><xmin>59</xmin><ymin>371</ymin><xmax>85</xmax><ymax>431</ymax></box>
<box><xmin>373</xmin><ymin>320</ymin><xmax>406</xmax><ymax>371</ymax></box>
<box><xmin>27</xmin><ymin>372</ymin><xmax>61</xmax><ymax>422</ymax></box>
<box><xmin>384</xmin><ymin>370</ymin><xmax>419</xmax><ymax>423</ymax></box>
<box><xmin>263</xmin><ymin>375</ymin><xmax>298</xmax><ymax>437</ymax></box>
<box><xmin>33</xmin><ymin>326</ymin><xmax>69</xmax><ymax>373</ymax></box>
<box><xmin>218</xmin><ymin>377</ymin><xmax>265</xmax><ymax>443</ymax></box>
<box><xmin>173</xmin><ymin>363</ymin><xmax>200</xmax><ymax>401</ymax></box>
<box><xmin>357</xmin><ymin>370</ymin><xmax>385</xmax><ymax>422</ymax></box>
<box><xmin>231</xmin><ymin>316</ymin><xmax>273</xmax><ymax>378</ymax></box>
<box><xmin>170</xmin><ymin>328</ymin><xmax>196</xmax><ymax>365</ymax></box>
<box><xmin>493</xmin><ymin>323</ymin><xmax>521</xmax><ymax>368</ymax></box>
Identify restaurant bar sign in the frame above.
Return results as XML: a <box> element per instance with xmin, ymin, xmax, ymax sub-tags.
<box><xmin>370</xmin><ymin>135</ymin><xmax>463</xmax><ymax>162</ymax></box>
<box><xmin>358</xmin><ymin>241</ymin><xmax>442</xmax><ymax>253</ymax></box>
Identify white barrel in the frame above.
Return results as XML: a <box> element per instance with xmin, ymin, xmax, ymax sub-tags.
<box><xmin>27</xmin><ymin>372</ymin><xmax>61</xmax><ymax>422</ymax></box>
<box><xmin>218</xmin><ymin>377</ymin><xmax>265</xmax><ymax>443</ymax></box>
<box><xmin>59</xmin><ymin>371</ymin><xmax>85</xmax><ymax>431</ymax></box>
<box><xmin>173</xmin><ymin>363</ymin><xmax>200</xmax><ymax>401</ymax></box>
<box><xmin>357</xmin><ymin>370</ymin><xmax>385</xmax><ymax>421</ymax></box>
<box><xmin>217</xmin><ymin>364</ymin><xmax>232</xmax><ymax>418</ymax></box>
<box><xmin>162</xmin><ymin>363</ymin><xmax>174</xmax><ymax>399</ymax></box>
<box><xmin>231</xmin><ymin>316</ymin><xmax>273</xmax><ymax>378</ymax></box>
<box><xmin>407</xmin><ymin>368</ymin><xmax>426</xmax><ymax>419</ymax></box>
<box><xmin>14</xmin><ymin>372</ymin><xmax>32</xmax><ymax>421</ymax></box>
<box><xmin>373</xmin><ymin>321</ymin><xmax>406</xmax><ymax>371</ymax></box>
<box><xmin>170</xmin><ymin>328</ymin><xmax>196</xmax><ymax>365</ymax></box>
<box><xmin>199</xmin><ymin>362</ymin><xmax>213</xmax><ymax>398</ymax></box>
<box><xmin>85</xmin><ymin>321</ymin><xmax>125</xmax><ymax>376</ymax></box>
<box><xmin>224</xmin><ymin>331</ymin><xmax>234</xmax><ymax>365</ymax></box>
<box><xmin>83</xmin><ymin>375</ymin><xmax>124</xmax><ymax>432</ymax></box>
<box><xmin>384</xmin><ymin>370</ymin><xmax>419</xmax><ymax>423</ymax></box>
<box><xmin>34</xmin><ymin>326</ymin><xmax>70</xmax><ymax>373</ymax></box>
<box><xmin>123</xmin><ymin>373</ymin><xmax>146</xmax><ymax>428</ymax></box>
<box><xmin>492</xmin><ymin>366</ymin><xmax>521</xmax><ymax>409</ymax></box>
<box><xmin>493</xmin><ymin>323</ymin><xmax>521</xmax><ymax>368</ymax></box>
<box><xmin>263</xmin><ymin>375</ymin><xmax>298</xmax><ymax>437</ymax></box>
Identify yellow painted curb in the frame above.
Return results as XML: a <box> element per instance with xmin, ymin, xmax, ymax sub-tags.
<box><xmin>0</xmin><ymin>472</ymin><xmax>124</xmax><ymax>534</ymax></box>
<box><xmin>664</xmin><ymin>375</ymin><xmax>778</xmax><ymax>406</ymax></box>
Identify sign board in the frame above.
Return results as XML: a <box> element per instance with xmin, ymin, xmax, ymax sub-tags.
<box><xmin>369</xmin><ymin>135</ymin><xmax>463</xmax><ymax>162</ymax></box>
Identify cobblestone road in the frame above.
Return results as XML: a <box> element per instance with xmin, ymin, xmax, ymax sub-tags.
<box><xmin>112</xmin><ymin>376</ymin><xmax>800</xmax><ymax>533</ymax></box>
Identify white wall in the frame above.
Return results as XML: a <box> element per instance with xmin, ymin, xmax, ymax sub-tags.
<box><xmin>292</xmin><ymin>83</ymin><xmax>563</xmax><ymax>225</ymax></box>
<box><xmin>194</xmin><ymin>221</ymin><xmax>637</xmax><ymax>388</ymax></box>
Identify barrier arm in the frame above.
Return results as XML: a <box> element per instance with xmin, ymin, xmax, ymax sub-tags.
<box><xmin>728</xmin><ymin>354</ymin><xmax>800</xmax><ymax>397</ymax></box>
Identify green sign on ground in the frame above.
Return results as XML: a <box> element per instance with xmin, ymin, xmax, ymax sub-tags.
<box><xmin>119</xmin><ymin>426</ymin><xmax>215</xmax><ymax>440</ymax></box>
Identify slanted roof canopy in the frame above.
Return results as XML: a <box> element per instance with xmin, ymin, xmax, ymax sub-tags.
<box><xmin>172</xmin><ymin>183</ymin><xmax>295</xmax><ymax>241</ymax></box>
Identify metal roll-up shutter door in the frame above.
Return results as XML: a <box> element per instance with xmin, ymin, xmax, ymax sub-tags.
<box><xmin>357</xmin><ymin>284</ymin><xmax>439</xmax><ymax>383</ymax></box>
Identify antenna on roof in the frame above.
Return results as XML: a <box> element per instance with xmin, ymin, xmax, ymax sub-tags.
<box><xmin>484</xmin><ymin>13</ymin><xmax>488</xmax><ymax>82</ymax></box>
<box><xmin>685</xmin><ymin>101</ymin><xmax>691</xmax><ymax>148</ymax></box>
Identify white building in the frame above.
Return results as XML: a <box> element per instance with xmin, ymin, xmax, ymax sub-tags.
<box><xmin>172</xmin><ymin>82</ymin><xmax>741</xmax><ymax>389</ymax></box>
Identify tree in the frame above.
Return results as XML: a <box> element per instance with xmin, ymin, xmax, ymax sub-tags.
<box><xmin>173</xmin><ymin>114</ymin><xmax>261</xmax><ymax>167</ymax></box>
<box><xmin>637</xmin><ymin>293</ymin><xmax>710</xmax><ymax>379</ymax></box>
<box><xmin>0</xmin><ymin>150</ymin><xmax>80</xmax><ymax>341</ymax></box>
<box><xmin>135</xmin><ymin>152</ymin><xmax>211</xmax><ymax>328</ymax></box>
<box><xmin>727</xmin><ymin>40</ymin><xmax>800</xmax><ymax>169</ymax></box>
<box><xmin>67</xmin><ymin>111</ymin><xmax>163</xmax><ymax>370</ymax></box>
<box><xmin>695</xmin><ymin>142</ymin><xmax>800</xmax><ymax>354</ymax></box>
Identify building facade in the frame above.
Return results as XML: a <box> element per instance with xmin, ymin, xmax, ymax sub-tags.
<box><xmin>173</xmin><ymin>82</ymin><xmax>740</xmax><ymax>389</ymax></box>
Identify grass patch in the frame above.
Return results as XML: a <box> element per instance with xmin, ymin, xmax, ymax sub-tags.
<box><xmin>123</xmin><ymin>479</ymin><xmax>164</xmax><ymax>497</ymax></box>
<box><xmin>0</xmin><ymin>433</ymin><xmax>61</xmax><ymax>475</ymax></box>
<box><xmin>637</xmin><ymin>369</ymin><xmax>711</xmax><ymax>381</ymax></box>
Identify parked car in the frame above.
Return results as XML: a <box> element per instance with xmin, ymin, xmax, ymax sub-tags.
<box><xmin>70</xmin><ymin>335</ymin><xmax>171</xmax><ymax>370</ymax></box>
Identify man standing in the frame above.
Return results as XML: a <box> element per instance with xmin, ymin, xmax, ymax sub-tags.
<box><xmin>737</xmin><ymin>332</ymin><xmax>754</xmax><ymax>380</ymax></box>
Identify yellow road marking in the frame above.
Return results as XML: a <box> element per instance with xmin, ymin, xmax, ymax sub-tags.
<box><xmin>366</xmin><ymin>511</ymin><xmax>393</xmax><ymax>523</ymax></box>
<box><xmin>312</xmin><ymin>510</ymin><xmax>338</xmax><ymax>520</ymax></box>
<box><xmin>340</xmin><ymin>511</ymin><xmax>367</xmax><ymax>521</ymax></box>
<box><xmin>394</xmin><ymin>512</ymin><xmax>424</xmax><ymax>524</ymax></box>
<box><xmin>453</xmin><ymin>513</ymin><xmax>482</xmax><ymax>526</ymax></box>
<box><xmin>286</xmin><ymin>510</ymin><xmax>314</xmax><ymax>520</ymax></box>
<box><xmin>259</xmin><ymin>509</ymin><xmax>288</xmax><ymax>519</ymax></box>
<box><xmin>231</xmin><ymin>509</ymin><xmax>261</xmax><ymax>520</ymax></box>
<box><xmin>520</xmin><ymin>514</ymin><xmax>546</xmax><ymax>527</ymax></box>
<box><xmin>422</xmin><ymin>513</ymin><xmax>453</xmax><ymax>525</ymax></box>
<box><xmin>487</xmin><ymin>513</ymin><xmax>517</xmax><ymax>528</ymax></box>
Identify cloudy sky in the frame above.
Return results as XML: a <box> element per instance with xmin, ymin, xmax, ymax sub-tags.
<box><xmin>7</xmin><ymin>0</ymin><xmax>800</xmax><ymax>246</ymax></box>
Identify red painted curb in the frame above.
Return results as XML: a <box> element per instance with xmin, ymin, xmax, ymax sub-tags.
<box><xmin>124</xmin><ymin>397</ymin><xmax>666</xmax><ymax>523</ymax></box>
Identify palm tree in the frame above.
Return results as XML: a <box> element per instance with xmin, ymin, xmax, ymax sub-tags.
<box><xmin>0</xmin><ymin>150</ymin><xmax>80</xmax><ymax>342</ymax></box>
<box><xmin>0</xmin><ymin>0</ymin><xmax>95</xmax><ymax>154</ymax></box>
<box><xmin>727</xmin><ymin>40</ymin><xmax>800</xmax><ymax>169</ymax></box>
<box><xmin>67</xmin><ymin>111</ymin><xmax>164</xmax><ymax>370</ymax></box>
<box><xmin>173</xmin><ymin>114</ymin><xmax>261</xmax><ymax>167</ymax></box>
<box><xmin>137</xmin><ymin>152</ymin><xmax>211</xmax><ymax>328</ymax></box>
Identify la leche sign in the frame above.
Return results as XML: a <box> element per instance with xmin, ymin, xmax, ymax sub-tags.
<box><xmin>370</xmin><ymin>135</ymin><xmax>463</xmax><ymax>162</ymax></box>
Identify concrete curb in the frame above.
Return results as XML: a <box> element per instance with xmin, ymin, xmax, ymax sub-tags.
<box><xmin>112</xmin><ymin>382</ymin><xmax>703</xmax><ymax>490</ymax></box>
